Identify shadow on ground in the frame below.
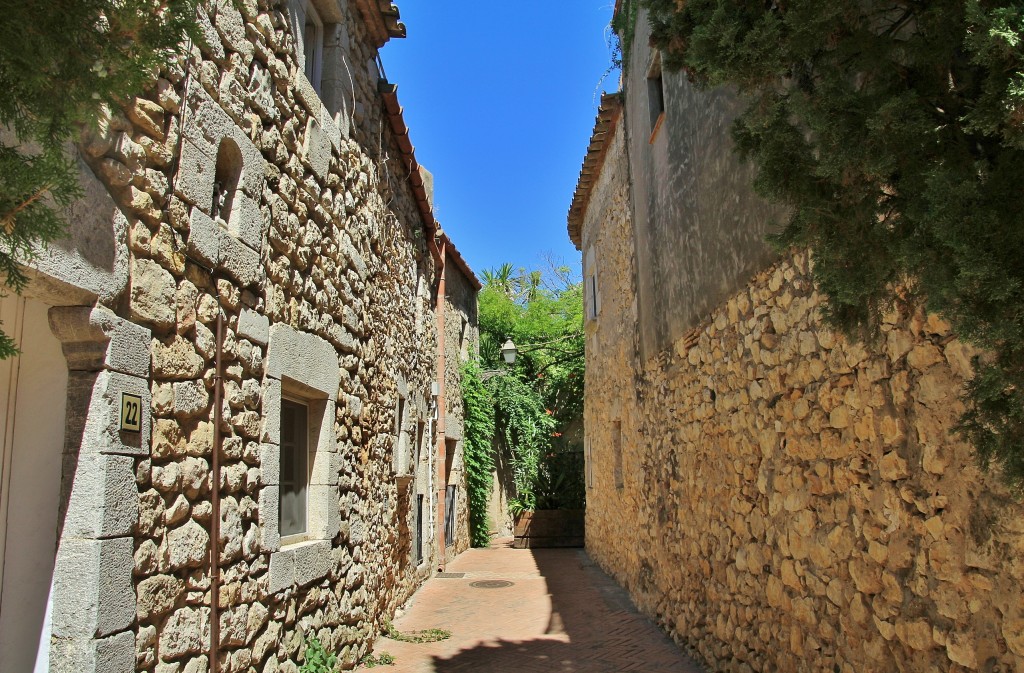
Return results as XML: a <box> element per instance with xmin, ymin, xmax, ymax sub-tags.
<box><xmin>427</xmin><ymin>548</ymin><xmax>703</xmax><ymax>673</ymax></box>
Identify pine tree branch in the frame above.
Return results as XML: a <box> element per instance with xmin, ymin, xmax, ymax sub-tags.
<box><xmin>0</xmin><ymin>182</ymin><xmax>53</xmax><ymax>235</ymax></box>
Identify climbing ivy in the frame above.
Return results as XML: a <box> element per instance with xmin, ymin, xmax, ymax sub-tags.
<box><xmin>639</xmin><ymin>0</ymin><xmax>1024</xmax><ymax>491</ymax></box>
<box><xmin>477</xmin><ymin>263</ymin><xmax>585</xmax><ymax>514</ymax></box>
<box><xmin>461</xmin><ymin>360</ymin><xmax>495</xmax><ymax>547</ymax></box>
<box><xmin>489</xmin><ymin>371</ymin><xmax>557</xmax><ymax>514</ymax></box>
<box><xmin>611</xmin><ymin>0</ymin><xmax>641</xmax><ymax>71</ymax></box>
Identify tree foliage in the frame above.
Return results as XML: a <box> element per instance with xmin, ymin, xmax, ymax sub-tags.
<box><xmin>640</xmin><ymin>0</ymin><xmax>1024</xmax><ymax>490</ymax></box>
<box><xmin>0</xmin><ymin>0</ymin><xmax>199</xmax><ymax>357</ymax></box>
<box><xmin>479</xmin><ymin>263</ymin><xmax>585</xmax><ymax>444</ymax></box>
<box><xmin>470</xmin><ymin>263</ymin><xmax>585</xmax><ymax>514</ymax></box>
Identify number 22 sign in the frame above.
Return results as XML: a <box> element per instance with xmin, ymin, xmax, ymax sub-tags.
<box><xmin>121</xmin><ymin>393</ymin><xmax>143</xmax><ymax>433</ymax></box>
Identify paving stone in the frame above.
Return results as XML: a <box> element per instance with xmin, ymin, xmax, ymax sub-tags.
<box><xmin>366</xmin><ymin>541</ymin><xmax>705</xmax><ymax>673</ymax></box>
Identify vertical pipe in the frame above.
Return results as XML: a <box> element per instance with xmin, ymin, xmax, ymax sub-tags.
<box><xmin>434</xmin><ymin>238</ymin><xmax>447</xmax><ymax>571</ymax></box>
<box><xmin>210</xmin><ymin>311</ymin><xmax>223</xmax><ymax>673</ymax></box>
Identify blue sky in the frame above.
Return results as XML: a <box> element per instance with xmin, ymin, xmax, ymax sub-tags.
<box><xmin>379</xmin><ymin>2</ymin><xmax>618</xmax><ymax>280</ymax></box>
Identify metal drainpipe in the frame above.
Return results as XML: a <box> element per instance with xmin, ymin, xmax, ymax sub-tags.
<box><xmin>431</xmin><ymin>234</ymin><xmax>448</xmax><ymax>571</ymax></box>
<box><xmin>210</xmin><ymin>311</ymin><xmax>224</xmax><ymax>672</ymax></box>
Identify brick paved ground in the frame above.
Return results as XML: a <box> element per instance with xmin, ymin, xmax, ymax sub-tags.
<box><xmin>362</xmin><ymin>539</ymin><xmax>705</xmax><ymax>672</ymax></box>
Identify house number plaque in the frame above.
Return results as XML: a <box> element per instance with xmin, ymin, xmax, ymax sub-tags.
<box><xmin>120</xmin><ymin>393</ymin><xmax>143</xmax><ymax>433</ymax></box>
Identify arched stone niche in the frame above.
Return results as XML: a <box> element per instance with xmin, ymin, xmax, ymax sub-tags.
<box><xmin>177</xmin><ymin>86</ymin><xmax>267</xmax><ymax>289</ymax></box>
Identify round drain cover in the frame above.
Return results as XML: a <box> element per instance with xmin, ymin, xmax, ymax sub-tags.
<box><xmin>469</xmin><ymin>580</ymin><xmax>514</xmax><ymax>589</ymax></box>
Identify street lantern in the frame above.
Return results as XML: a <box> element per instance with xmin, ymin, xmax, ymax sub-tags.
<box><xmin>501</xmin><ymin>339</ymin><xmax>517</xmax><ymax>365</ymax></box>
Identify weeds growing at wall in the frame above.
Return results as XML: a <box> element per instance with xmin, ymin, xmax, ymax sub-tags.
<box><xmin>611</xmin><ymin>0</ymin><xmax>641</xmax><ymax>71</ymax></box>
<box><xmin>299</xmin><ymin>636</ymin><xmax>337</xmax><ymax>673</ymax></box>
<box><xmin>384</xmin><ymin>620</ymin><xmax>452</xmax><ymax>644</ymax></box>
<box><xmin>360</xmin><ymin>652</ymin><xmax>395</xmax><ymax>668</ymax></box>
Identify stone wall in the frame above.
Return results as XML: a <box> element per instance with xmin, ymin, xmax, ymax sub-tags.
<box><xmin>442</xmin><ymin>261</ymin><xmax>479</xmax><ymax>557</ymax></box>
<box><xmin>54</xmin><ymin>0</ymin><xmax>471</xmax><ymax>670</ymax></box>
<box><xmin>622</xmin><ymin>9</ymin><xmax>780</xmax><ymax>359</ymax></box>
<box><xmin>582</xmin><ymin>120</ymin><xmax>1024</xmax><ymax>673</ymax></box>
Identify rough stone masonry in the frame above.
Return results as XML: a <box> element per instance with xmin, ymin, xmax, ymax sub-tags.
<box><xmin>575</xmin><ymin>94</ymin><xmax>1024</xmax><ymax>673</ymax></box>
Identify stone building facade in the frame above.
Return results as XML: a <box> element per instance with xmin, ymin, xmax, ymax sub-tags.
<box><xmin>0</xmin><ymin>1</ymin><xmax>479</xmax><ymax>672</ymax></box>
<box><xmin>439</xmin><ymin>246</ymin><xmax>481</xmax><ymax>560</ymax></box>
<box><xmin>568</xmin><ymin>9</ymin><xmax>1024</xmax><ymax>673</ymax></box>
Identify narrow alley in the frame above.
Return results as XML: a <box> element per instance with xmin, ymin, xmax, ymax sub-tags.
<box><xmin>364</xmin><ymin>540</ymin><xmax>704</xmax><ymax>673</ymax></box>
<box><xmin>4</xmin><ymin>1</ymin><xmax>1024</xmax><ymax>672</ymax></box>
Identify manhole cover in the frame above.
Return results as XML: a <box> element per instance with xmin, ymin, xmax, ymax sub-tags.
<box><xmin>469</xmin><ymin>580</ymin><xmax>514</xmax><ymax>589</ymax></box>
<box><xmin>436</xmin><ymin>573</ymin><xmax>465</xmax><ymax>578</ymax></box>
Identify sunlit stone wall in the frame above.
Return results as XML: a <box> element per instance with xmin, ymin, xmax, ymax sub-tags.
<box><xmin>582</xmin><ymin>108</ymin><xmax>1024</xmax><ymax>673</ymax></box>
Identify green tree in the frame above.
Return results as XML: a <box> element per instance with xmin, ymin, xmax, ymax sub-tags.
<box><xmin>481</xmin><ymin>263</ymin><xmax>516</xmax><ymax>296</ymax></box>
<box><xmin>0</xmin><ymin>0</ymin><xmax>199</xmax><ymax>357</ymax></box>
<box><xmin>468</xmin><ymin>263</ymin><xmax>585</xmax><ymax>515</ymax></box>
<box><xmin>635</xmin><ymin>0</ymin><xmax>1024</xmax><ymax>490</ymax></box>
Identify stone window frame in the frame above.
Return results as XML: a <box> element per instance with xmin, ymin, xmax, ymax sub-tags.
<box><xmin>179</xmin><ymin>87</ymin><xmax>268</xmax><ymax>290</ymax></box>
<box><xmin>211</xmin><ymin>138</ymin><xmax>243</xmax><ymax>229</ymax></box>
<box><xmin>260</xmin><ymin>324</ymin><xmax>340</xmax><ymax>594</ymax></box>
<box><xmin>286</xmin><ymin>0</ymin><xmax>352</xmax><ymax>160</ymax></box>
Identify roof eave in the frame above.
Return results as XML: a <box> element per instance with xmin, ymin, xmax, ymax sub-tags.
<box><xmin>567</xmin><ymin>93</ymin><xmax>624</xmax><ymax>250</ymax></box>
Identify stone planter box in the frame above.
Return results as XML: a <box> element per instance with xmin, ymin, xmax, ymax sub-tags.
<box><xmin>512</xmin><ymin>509</ymin><xmax>585</xmax><ymax>549</ymax></box>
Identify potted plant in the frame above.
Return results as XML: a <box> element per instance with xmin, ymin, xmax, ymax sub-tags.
<box><xmin>511</xmin><ymin>448</ymin><xmax>585</xmax><ymax>548</ymax></box>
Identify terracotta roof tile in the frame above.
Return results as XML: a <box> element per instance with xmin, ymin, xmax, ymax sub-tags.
<box><xmin>567</xmin><ymin>93</ymin><xmax>623</xmax><ymax>249</ymax></box>
<box><xmin>378</xmin><ymin>80</ymin><xmax>481</xmax><ymax>291</ymax></box>
<box><xmin>353</xmin><ymin>0</ymin><xmax>407</xmax><ymax>49</ymax></box>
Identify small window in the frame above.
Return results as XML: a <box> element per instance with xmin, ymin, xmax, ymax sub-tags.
<box><xmin>584</xmin><ymin>247</ymin><xmax>600</xmax><ymax>322</ymax></box>
<box><xmin>415</xmin><ymin>421</ymin><xmax>424</xmax><ymax>465</ymax></box>
<box><xmin>459</xmin><ymin>317</ymin><xmax>470</xmax><ymax>361</ymax></box>
<box><xmin>586</xmin><ymin>273</ymin><xmax>600</xmax><ymax>321</ymax></box>
<box><xmin>280</xmin><ymin>398</ymin><xmax>311</xmax><ymax>540</ymax></box>
<box><xmin>647</xmin><ymin>52</ymin><xmax>665</xmax><ymax>142</ymax></box>
<box><xmin>585</xmin><ymin>438</ymin><xmax>594</xmax><ymax>489</ymax></box>
<box><xmin>613</xmin><ymin>420</ymin><xmax>623</xmax><ymax>489</ymax></box>
<box><xmin>415</xmin><ymin>494</ymin><xmax>424</xmax><ymax>564</ymax></box>
<box><xmin>396</xmin><ymin>397</ymin><xmax>406</xmax><ymax>435</ymax></box>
